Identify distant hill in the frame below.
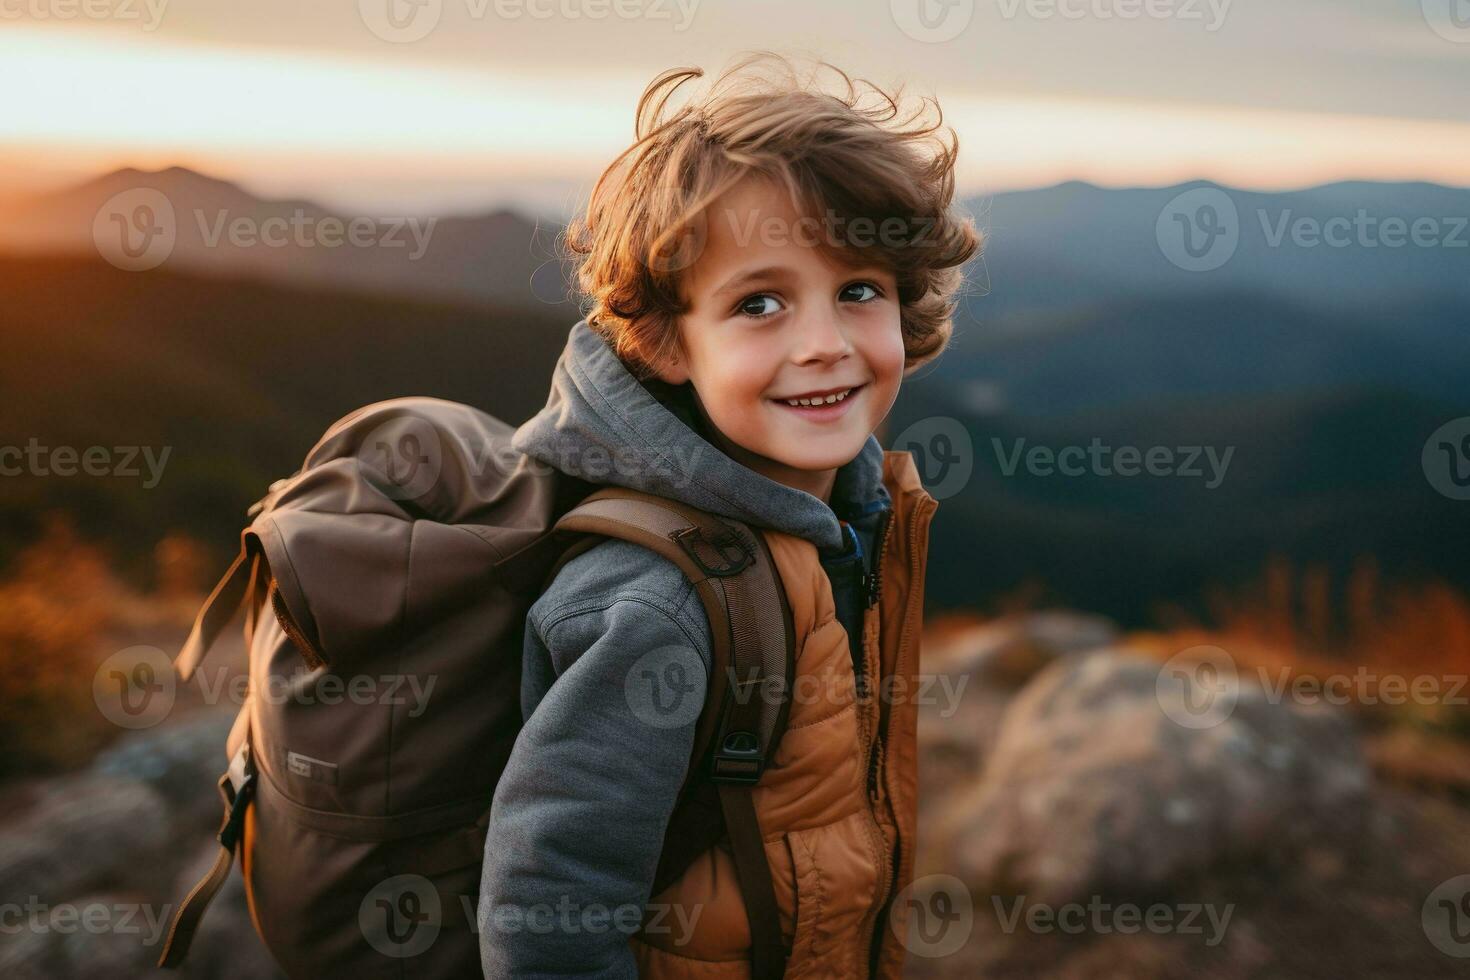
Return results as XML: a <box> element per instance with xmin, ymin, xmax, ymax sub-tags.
<box><xmin>0</xmin><ymin>166</ymin><xmax>579</xmax><ymax>311</ymax></box>
<box><xmin>3</xmin><ymin>252</ymin><xmax>1466</xmax><ymax>626</ymax></box>
<box><xmin>3</xmin><ymin>169</ymin><xmax>1468</xmax><ymax>625</ymax></box>
<box><xmin>931</xmin><ymin>288</ymin><xmax>1470</xmax><ymax>415</ymax></box>
<box><xmin>5</xmin><ymin>167</ymin><xmax>1467</xmax><ymax>321</ymax></box>
<box><xmin>0</xmin><ymin>254</ymin><xmax>573</xmax><ymax>572</ymax></box>
<box><xmin>959</xmin><ymin>179</ymin><xmax>1470</xmax><ymax>318</ymax></box>
<box><xmin>889</xmin><ymin>382</ymin><xmax>1470</xmax><ymax>623</ymax></box>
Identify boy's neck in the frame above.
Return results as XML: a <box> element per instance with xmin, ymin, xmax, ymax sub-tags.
<box><xmin>656</xmin><ymin>379</ymin><xmax>839</xmax><ymax>504</ymax></box>
<box><xmin>701</xmin><ymin>419</ymin><xmax>838</xmax><ymax>505</ymax></box>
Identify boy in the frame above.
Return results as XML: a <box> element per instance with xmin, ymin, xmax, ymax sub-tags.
<box><xmin>480</xmin><ymin>52</ymin><xmax>979</xmax><ymax>979</ymax></box>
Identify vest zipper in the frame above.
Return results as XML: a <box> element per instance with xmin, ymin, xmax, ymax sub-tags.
<box><xmin>855</xmin><ymin>637</ymin><xmax>891</xmax><ymax>980</ymax></box>
<box><xmin>855</xmin><ymin>505</ymin><xmax>897</xmax><ymax>978</ymax></box>
<box><xmin>866</xmin><ymin>492</ymin><xmax>939</xmax><ymax>979</ymax></box>
<box><xmin>860</xmin><ymin>507</ymin><xmax>895</xmax><ymax>770</ymax></box>
<box><xmin>863</xmin><ymin>507</ymin><xmax>893</xmax><ymax>612</ymax></box>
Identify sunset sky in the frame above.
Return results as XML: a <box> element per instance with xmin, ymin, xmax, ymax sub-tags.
<box><xmin>3</xmin><ymin>1</ymin><xmax>1468</xmax><ymax>217</ymax></box>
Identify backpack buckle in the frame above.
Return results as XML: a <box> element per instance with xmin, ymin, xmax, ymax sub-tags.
<box><xmin>710</xmin><ymin>730</ymin><xmax>764</xmax><ymax>784</ymax></box>
<box><xmin>671</xmin><ymin>525</ymin><xmax>753</xmax><ymax>578</ymax></box>
<box><xmin>215</xmin><ymin>771</ymin><xmax>257</xmax><ymax>852</ymax></box>
<box><xmin>215</xmin><ymin>742</ymin><xmax>257</xmax><ymax>852</ymax></box>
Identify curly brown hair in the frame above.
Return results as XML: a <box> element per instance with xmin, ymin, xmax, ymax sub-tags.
<box><xmin>562</xmin><ymin>51</ymin><xmax>982</xmax><ymax>382</ymax></box>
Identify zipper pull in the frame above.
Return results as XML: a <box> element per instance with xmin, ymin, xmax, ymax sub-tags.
<box><xmin>864</xmin><ymin>507</ymin><xmax>893</xmax><ymax>609</ymax></box>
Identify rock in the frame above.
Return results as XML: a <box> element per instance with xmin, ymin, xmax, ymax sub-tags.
<box><xmin>939</xmin><ymin>650</ymin><xmax>1371</xmax><ymax>906</ymax></box>
<box><xmin>93</xmin><ymin>710</ymin><xmax>236</xmax><ymax>833</ymax></box>
<box><xmin>0</xmin><ymin>920</ymin><xmax>58</xmax><ymax>980</ymax></box>
<box><xmin>942</xmin><ymin>611</ymin><xmax>1119</xmax><ymax>689</ymax></box>
<box><xmin>918</xmin><ymin>612</ymin><xmax>1122</xmax><ymax>792</ymax></box>
<box><xmin>0</xmin><ymin>889</ymin><xmax>176</xmax><ymax>980</ymax></box>
<box><xmin>54</xmin><ymin>892</ymin><xmax>167</xmax><ymax>978</ymax></box>
<box><xmin>0</xmin><ymin>709</ymin><xmax>249</xmax><ymax>978</ymax></box>
<box><xmin>0</xmin><ymin>775</ymin><xmax>173</xmax><ymax>903</ymax></box>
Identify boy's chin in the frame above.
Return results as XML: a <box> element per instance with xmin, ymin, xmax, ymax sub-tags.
<box><xmin>764</xmin><ymin>437</ymin><xmax>867</xmax><ymax>472</ymax></box>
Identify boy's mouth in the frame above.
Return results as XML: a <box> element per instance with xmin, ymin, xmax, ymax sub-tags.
<box><xmin>768</xmin><ymin>383</ymin><xmax>866</xmax><ymax>421</ymax></box>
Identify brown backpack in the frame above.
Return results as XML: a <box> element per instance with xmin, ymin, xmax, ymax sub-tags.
<box><xmin>155</xmin><ymin>396</ymin><xmax>796</xmax><ymax>978</ymax></box>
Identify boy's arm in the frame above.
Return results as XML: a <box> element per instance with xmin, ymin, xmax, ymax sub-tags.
<box><xmin>479</xmin><ymin>546</ymin><xmax>711</xmax><ymax>979</ymax></box>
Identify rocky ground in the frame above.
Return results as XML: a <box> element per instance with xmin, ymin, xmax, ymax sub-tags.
<box><xmin>0</xmin><ymin>620</ymin><xmax>284</xmax><ymax>980</ymax></box>
<box><xmin>2</xmin><ymin>610</ymin><xmax>1468</xmax><ymax>977</ymax></box>
<box><xmin>910</xmin><ymin>613</ymin><xmax>1470</xmax><ymax>979</ymax></box>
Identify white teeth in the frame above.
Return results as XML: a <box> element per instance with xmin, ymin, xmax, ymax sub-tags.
<box><xmin>783</xmin><ymin>387</ymin><xmax>854</xmax><ymax>407</ymax></box>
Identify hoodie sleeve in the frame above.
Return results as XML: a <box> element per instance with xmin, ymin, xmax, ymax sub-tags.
<box><xmin>479</xmin><ymin>540</ymin><xmax>712</xmax><ymax>979</ymax></box>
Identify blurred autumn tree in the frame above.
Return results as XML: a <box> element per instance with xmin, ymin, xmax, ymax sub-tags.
<box><xmin>0</xmin><ymin>514</ymin><xmax>126</xmax><ymax>777</ymax></box>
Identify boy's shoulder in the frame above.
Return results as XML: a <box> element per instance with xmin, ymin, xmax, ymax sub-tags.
<box><xmin>529</xmin><ymin>535</ymin><xmax>711</xmax><ymax>652</ymax></box>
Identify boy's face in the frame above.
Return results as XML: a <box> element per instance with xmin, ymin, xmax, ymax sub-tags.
<box><xmin>651</xmin><ymin>177</ymin><xmax>905</xmax><ymax>503</ymax></box>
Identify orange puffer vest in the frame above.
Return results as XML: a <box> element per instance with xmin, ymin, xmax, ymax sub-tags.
<box><xmin>631</xmin><ymin>450</ymin><xmax>938</xmax><ymax>979</ymax></box>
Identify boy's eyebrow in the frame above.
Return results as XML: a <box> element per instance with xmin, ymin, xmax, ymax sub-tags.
<box><xmin>709</xmin><ymin>263</ymin><xmax>893</xmax><ymax>301</ymax></box>
<box><xmin>710</xmin><ymin>265</ymin><xmax>792</xmax><ymax>300</ymax></box>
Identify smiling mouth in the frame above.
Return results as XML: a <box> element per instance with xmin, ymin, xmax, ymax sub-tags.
<box><xmin>772</xmin><ymin>383</ymin><xmax>866</xmax><ymax>408</ymax></box>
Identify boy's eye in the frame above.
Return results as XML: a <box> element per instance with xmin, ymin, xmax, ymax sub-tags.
<box><xmin>736</xmin><ymin>282</ymin><xmax>883</xmax><ymax>320</ymax></box>
<box><xmin>737</xmin><ymin>294</ymin><xmax>782</xmax><ymax>319</ymax></box>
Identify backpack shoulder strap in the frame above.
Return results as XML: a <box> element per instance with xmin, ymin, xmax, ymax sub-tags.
<box><xmin>549</xmin><ymin>486</ymin><xmax>795</xmax><ymax>979</ymax></box>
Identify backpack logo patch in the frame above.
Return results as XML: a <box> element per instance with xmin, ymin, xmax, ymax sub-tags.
<box><xmin>287</xmin><ymin>750</ymin><xmax>339</xmax><ymax>784</ymax></box>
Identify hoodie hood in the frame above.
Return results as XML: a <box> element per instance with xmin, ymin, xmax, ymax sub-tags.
<box><xmin>512</xmin><ymin>319</ymin><xmax>890</xmax><ymax>557</ymax></box>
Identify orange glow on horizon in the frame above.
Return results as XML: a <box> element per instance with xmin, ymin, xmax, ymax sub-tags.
<box><xmin>3</xmin><ymin>23</ymin><xmax>1468</xmax><ymax>210</ymax></box>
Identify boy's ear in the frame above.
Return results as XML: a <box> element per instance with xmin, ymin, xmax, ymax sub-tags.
<box><xmin>647</xmin><ymin>342</ymin><xmax>690</xmax><ymax>386</ymax></box>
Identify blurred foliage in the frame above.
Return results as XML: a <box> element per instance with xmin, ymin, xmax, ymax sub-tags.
<box><xmin>1144</xmin><ymin>555</ymin><xmax>1470</xmax><ymax>742</ymax></box>
<box><xmin>0</xmin><ymin>514</ymin><xmax>127</xmax><ymax>777</ymax></box>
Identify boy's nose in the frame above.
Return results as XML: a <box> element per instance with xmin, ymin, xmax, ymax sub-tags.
<box><xmin>791</xmin><ymin>312</ymin><xmax>853</xmax><ymax>365</ymax></box>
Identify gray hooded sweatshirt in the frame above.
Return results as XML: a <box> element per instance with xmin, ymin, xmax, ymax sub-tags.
<box><xmin>478</xmin><ymin>318</ymin><xmax>892</xmax><ymax>978</ymax></box>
